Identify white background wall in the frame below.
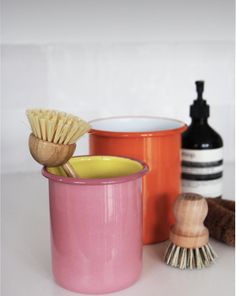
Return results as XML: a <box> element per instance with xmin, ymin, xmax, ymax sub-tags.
<box><xmin>1</xmin><ymin>0</ymin><xmax>234</xmax><ymax>173</ymax></box>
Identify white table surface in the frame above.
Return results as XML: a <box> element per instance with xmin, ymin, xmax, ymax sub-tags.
<box><xmin>2</xmin><ymin>163</ymin><xmax>235</xmax><ymax>296</ymax></box>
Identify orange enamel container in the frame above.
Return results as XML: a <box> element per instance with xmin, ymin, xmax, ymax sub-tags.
<box><xmin>89</xmin><ymin>116</ymin><xmax>187</xmax><ymax>244</ymax></box>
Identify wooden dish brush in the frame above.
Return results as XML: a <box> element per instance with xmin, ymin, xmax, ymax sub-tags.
<box><xmin>26</xmin><ymin>109</ymin><xmax>91</xmax><ymax>177</ymax></box>
<box><xmin>164</xmin><ymin>193</ymin><xmax>217</xmax><ymax>270</ymax></box>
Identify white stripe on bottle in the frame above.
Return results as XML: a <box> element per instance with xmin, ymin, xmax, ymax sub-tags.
<box><xmin>182</xmin><ymin>148</ymin><xmax>223</xmax><ymax>163</ymax></box>
<box><xmin>182</xmin><ymin>165</ymin><xmax>223</xmax><ymax>175</ymax></box>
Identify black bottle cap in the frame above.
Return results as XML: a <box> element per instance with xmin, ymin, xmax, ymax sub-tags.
<box><xmin>190</xmin><ymin>81</ymin><xmax>210</xmax><ymax>118</ymax></box>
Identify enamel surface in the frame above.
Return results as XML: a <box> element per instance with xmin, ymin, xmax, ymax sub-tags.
<box><xmin>91</xmin><ymin>116</ymin><xmax>184</xmax><ymax>133</ymax></box>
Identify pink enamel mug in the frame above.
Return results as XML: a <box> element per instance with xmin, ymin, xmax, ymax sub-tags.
<box><xmin>42</xmin><ymin>155</ymin><xmax>148</xmax><ymax>294</ymax></box>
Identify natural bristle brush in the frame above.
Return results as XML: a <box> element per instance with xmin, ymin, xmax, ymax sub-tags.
<box><xmin>164</xmin><ymin>193</ymin><xmax>217</xmax><ymax>270</ymax></box>
<box><xmin>26</xmin><ymin>109</ymin><xmax>91</xmax><ymax>177</ymax></box>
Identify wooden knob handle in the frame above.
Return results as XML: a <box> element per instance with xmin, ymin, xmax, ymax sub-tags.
<box><xmin>170</xmin><ymin>193</ymin><xmax>209</xmax><ymax>248</ymax></box>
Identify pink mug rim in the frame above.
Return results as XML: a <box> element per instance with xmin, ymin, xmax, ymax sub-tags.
<box><xmin>42</xmin><ymin>155</ymin><xmax>149</xmax><ymax>185</ymax></box>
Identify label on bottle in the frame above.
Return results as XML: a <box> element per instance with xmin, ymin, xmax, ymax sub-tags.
<box><xmin>181</xmin><ymin>148</ymin><xmax>223</xmax><ymax>197</ymax></box>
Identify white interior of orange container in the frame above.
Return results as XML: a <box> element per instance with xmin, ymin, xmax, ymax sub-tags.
<box><xmin>91</xmin><ymin>117</ymin><xmax>184</xmax><ymax>133</ymax></box>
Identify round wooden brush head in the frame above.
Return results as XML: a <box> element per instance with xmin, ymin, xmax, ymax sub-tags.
<box><xmin>169</xmin><ymin>193</ymin><xmax>209</xmax><ymax>249</ymax></box>
<box><xmin>26</xmin><ymin>109</ymin><xmax>91</xmax><ymax>176</ymax></box>
<box><xmin>29</xmin><ymin>133</ymin><xmax>76</xmax><ymax>167</ymax></box>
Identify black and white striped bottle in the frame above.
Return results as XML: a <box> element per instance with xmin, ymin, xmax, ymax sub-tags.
<box><xmin>182</xmin><ymin>81</ymin><xmax>223</xmax><ymax>198</ymax></box>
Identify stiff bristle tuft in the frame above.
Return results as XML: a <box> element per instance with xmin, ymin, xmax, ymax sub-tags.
<box><xmin>26</xmin><ymin>109</ymin><xmax>91</xmax><ymax>144</ymax></box>
<box><xmin>164</xmin><ymin>242</ymin><xmax>217</xmax><ymax>270</ymax></box>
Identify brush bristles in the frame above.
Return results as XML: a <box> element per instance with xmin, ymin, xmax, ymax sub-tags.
<box><xmin>164</xmin><ymin>242</ymin><xmax>217</xmax><ymax>270</ymax></box>
<box><xmin>26</xmin><ymin>109</ymin><xmax>91</xmax><ymax>145</ymax></box>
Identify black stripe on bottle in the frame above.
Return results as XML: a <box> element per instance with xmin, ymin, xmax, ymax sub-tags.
<box><xmin>182</xmin><ymin>160</ymin><xmax>223</xmax><ymax>168</ymax></box>
<box><xmin>182</xmin><ymin>172</ymin><xmax>223</xmax><ymax>181</ymax></box>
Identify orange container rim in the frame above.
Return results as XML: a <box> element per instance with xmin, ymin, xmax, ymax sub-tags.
<box><xmin>89</xmin><ymin>116</ymin><xmax>187</xmax><ymax>137</ymax></box>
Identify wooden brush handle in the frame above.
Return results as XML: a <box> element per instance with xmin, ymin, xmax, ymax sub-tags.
<box><xmin>170</xmin><ymin>193</ymin><xmax>209</xmax><ymax>248</ymax></box>
<box><xmin>62</xmin><ymin>162</ymin><xmax>78</xmax><ymax>178</ymax></box>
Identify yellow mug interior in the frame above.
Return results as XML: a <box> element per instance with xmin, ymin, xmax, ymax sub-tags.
<box><xmin>47</xmin><ymin>156</ymin><xmax>144</xmax><ymax>179</ymax></box>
